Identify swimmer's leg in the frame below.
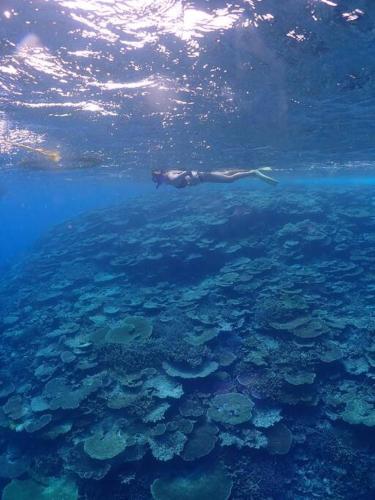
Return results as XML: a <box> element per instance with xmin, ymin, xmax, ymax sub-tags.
<box><xmin>257</xmin><ymin>167</ymin><xmax>273</xmax><ymax>173</ymax></box>
<box><xmin>211</xmin><ymin>166</ymin><xmax>275</xmax><ymax>177</ymax></box>
<box><xmin>199</xmin><ymin>168</ymin><xmax>278</xmax><ymax>185</ymax></box>
<box><xmin>199</xmin><ymin>171</ymin><xmax>258</xmax><ymax>183</ymax></box>
<box><xmin>253</xmin><ymin>168</ymin><xmax>278</xmax><ymax>185</ymax></box>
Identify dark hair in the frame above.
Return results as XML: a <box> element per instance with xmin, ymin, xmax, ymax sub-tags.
<box><xmin>151</xmin><ymin>169</ymin><xmax>165</xmax><ymax>188</ymax></box>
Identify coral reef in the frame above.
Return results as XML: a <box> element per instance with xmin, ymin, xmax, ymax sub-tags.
<box><xmin>0</xmin><ymin>186</ymin><xmax>375</xmax><ymax>498</ymax></box>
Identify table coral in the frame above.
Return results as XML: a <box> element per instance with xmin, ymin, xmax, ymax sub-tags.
<box><xmin>84</xmin><ymin>429</ymin><xmax>128</xmax><ymax>460</ymax></box>
<box><xmin>181</xmin><ymin>424</ymin><xmax>218</xmax><ymax>461</ymax></box>
<box><xmin>208</xmin><ymin>393</ymin><xmax>254</xmax><ymax>425</ymax></box>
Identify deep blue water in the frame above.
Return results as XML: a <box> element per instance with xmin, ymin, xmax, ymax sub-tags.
<box><xmin>1</xmin><ymin>1</ymin><xmax>375</xmax><ymax>499</ymax></box>
<box><xmin>0</xmin><ymin>170</ymin><xmax>151</xmax><ymax>269</ymax></box>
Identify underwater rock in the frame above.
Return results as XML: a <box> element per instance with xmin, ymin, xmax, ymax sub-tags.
<box><xmin>208</xmin><ymin>393</ymin><xmax>254</xmax><ymax>425</ymax></box>
<box><xmin>151</xmin><ymin>465</ymin><xmax>233</xmax><ymax>500</ymax></box>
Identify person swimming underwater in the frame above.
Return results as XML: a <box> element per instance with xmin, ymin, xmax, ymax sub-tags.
<box><xmin>151</xmin><ymin>167</ymin><xmax>278</xmax><ymax>189</ymax></box>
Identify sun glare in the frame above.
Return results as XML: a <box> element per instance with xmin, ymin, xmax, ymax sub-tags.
<box><xmin>57</xmin><ymin>0</ymin><xmax>244</xmax><ymax>52</ymax></box>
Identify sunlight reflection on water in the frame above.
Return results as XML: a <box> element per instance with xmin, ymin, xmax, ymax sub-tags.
<box><xmin>0</xmin><ymin>0</ymin><xmax>373</xmax><ymax>174</ymax></box>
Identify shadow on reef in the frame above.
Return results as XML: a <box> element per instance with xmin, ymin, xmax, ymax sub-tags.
<box><xmin>0</xmin><ymin>186</ymin><xmax>375</xmax><ymax>499</ymax></box>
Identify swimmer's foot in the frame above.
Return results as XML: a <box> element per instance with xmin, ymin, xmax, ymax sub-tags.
<box><xmin>253</xmin><ymin>168</ymin><xmax>278</xmax><ymax>185</ymax></box>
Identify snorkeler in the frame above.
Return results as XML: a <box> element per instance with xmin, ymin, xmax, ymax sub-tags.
<box><xmin>151</xmin><ymin>167</ymin><xmax>278</xmax><ymax>189</ymax></box>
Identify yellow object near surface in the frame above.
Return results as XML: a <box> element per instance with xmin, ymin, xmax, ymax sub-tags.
<box><xmin>6</xmin><ymin>142</ymin><xmax>62</xmax><ymax>163</ymax></box>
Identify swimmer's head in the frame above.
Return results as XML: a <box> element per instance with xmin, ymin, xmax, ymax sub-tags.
<box><xmin>151</xmin><ymin>169</ymin><xmax>165</xmax><ymax>188</ymax></box>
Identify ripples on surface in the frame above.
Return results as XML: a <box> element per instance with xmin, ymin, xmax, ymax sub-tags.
<box><xmin>1</xmin><ymin>0</ymin><xmax>375</xmax><ymax>174</ymax></box>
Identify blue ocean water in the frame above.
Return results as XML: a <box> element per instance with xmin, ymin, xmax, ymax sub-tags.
<box><xmin>1</xmin><ymin>1</ymin><xmax>375</xmax><ymax>499</ymax></box>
